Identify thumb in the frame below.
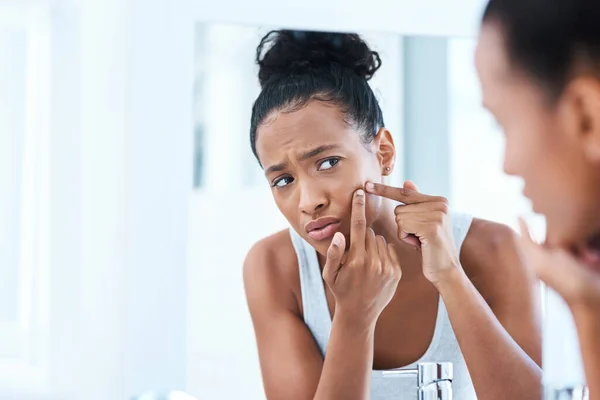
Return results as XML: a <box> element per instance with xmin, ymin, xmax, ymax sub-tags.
<box><xmin>518</xmin><ymin>217</ymin><xmax>586</xmax><ymax>301</ymax></box>
<box><xmin>518</xmin><ymin>217</ymin><xmax>536</xmax><ymax>246</ymax></box>
<box><xmin>518</xmin><ymin>216</ymin><xmax>545</xmax><ymax>275</ymax></box>
<box><xmin>403</xmin><ymin>180</ymin><xmax>420</xmax><ymax>193</ymax></box>
<box><xmin>534</xmin><ymin>247</ymin><xmax>598</xmax><ymax>306</ymax></box>
<box><xmin>322</xmin><ymin>232</ymin><xmax>345</xmax><ymax>285</ymax></box>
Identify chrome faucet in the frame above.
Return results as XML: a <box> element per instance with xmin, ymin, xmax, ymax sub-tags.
<box><xmin>382</xmin><ymin>362</ymin><xmax>453</xmax><ymax>400</ymax></box>
<box><xmin>545</xmin><ymin>385</ymin><xmax>589</xmax><ymax>400</ymax></box>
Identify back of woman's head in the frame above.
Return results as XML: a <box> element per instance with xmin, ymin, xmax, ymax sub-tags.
<box><xmin>250</xmin><ymin>30</ymin><xmax>384</xmax><ymax>162</ymax></box>
<box><xmin>480</xmin><ymin>0</ymin><xmax>600</xmax><ymax>248</ymax></box>
<box><xmin>483</xmin><ymin>0</ymin><xmax>600</xmax><ymax>100</ymax></box>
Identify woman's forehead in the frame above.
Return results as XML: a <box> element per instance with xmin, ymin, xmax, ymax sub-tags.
<box><xmin>256</xmin><ymin>102</ymin><xmax>357</xmax><ymax>156</ymax></box>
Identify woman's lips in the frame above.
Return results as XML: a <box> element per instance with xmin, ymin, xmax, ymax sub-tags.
<box><xmin>307</xmin><ymin>221</ymin><xmax>341</xmax><ymax>241</ymax></box>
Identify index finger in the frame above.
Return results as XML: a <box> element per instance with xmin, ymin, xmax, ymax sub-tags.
<box><xmin>365</xmin><ymin>182</ymin><xmax>433</xmax><ymax>204</ymax></box>
<box><xmin>350</xmin><ymin>189</ymin><xmax>367</xmax><ymax>251</ymax></box>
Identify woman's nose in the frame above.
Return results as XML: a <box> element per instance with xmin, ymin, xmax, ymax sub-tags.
<box><xmin>298</xmin><ymin>182</ymin><xmax>328</xmax><ymax>214</ymax></box>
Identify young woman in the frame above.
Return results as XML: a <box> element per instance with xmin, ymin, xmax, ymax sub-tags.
<box><xmin>476</xmin><ymin>0</ymin><xmax>600</xmax><ymax>397</ymax></box>
<box><xmin>243</xmin><ymin>30</ymin><xmax>541</xmax><ymax>400</ymax></box>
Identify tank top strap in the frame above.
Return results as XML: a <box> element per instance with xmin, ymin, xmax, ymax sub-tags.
<box><xmin>449</xmin><ymin>209</ymin><xmax>474</xmax><ymax>251</ymax></box>
<box><xmin>289</xmin><ymin>227</ymin><xmax>332</xmax><ymax>356</ymax></box>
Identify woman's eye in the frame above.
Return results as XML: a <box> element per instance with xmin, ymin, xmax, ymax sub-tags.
<box><xmin>318</xmin><ymin>157</ymin><xmax>340</xmax><ymax>171</ymax></box>
<box><xmin>272</xmin><ymin>176</ymin><xmax>294</xmax><ymax>188</ymax></box>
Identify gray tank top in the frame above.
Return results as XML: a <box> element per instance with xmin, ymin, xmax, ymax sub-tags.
<box><xmin>289</xmin><ymin>210</ymin><xmax>478</xmax><ymax>399</ymax></box>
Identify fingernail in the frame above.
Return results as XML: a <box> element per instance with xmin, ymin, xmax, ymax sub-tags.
<box><xmin>356</xmin><ymin>189</ymin><xmax>364</xmax><ymax>197</ymax></box>
<box><xmin>365</xmin><ymin>182</ymin><xmax>374</xmax><ymax>191</ymax></box>
<box><xmin>332</xmin><ymin>233</ymin><xmax>341</xmax><ymax>246</ymax></box>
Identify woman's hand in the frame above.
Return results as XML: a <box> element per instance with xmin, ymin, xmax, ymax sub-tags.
<box><xmin>322</xmin><ymin>189</ymin><xmax>402</xmax><ymax>326</ymax></box>
<box><xmin>365</xmin><ymin>181</ymin><xmax>460</xmax><ymax>285</ymax></box>
<box><xmin>520</xmin><ymin>220</ymin><xmax>600</xmax><ymax>399</ymax></box>
<box><xmin>519</xmin><ymin>218</ymin><xmax>600</xmax><ymax>310</ymax></box>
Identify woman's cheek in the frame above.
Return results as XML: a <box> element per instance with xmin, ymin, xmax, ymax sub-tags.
<box><xmin>366</xmin><ymin>193</ymin><xmax>383</xmax><ymax>226</ymax></box>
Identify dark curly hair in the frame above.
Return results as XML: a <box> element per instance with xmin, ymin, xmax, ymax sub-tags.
<box><xmin>482</xmin><ymin>0</ymin><xmax>600</xmax><ymax>100</ymax></box>
<box><xmin>249</xmin><ymin>30</ymin><xmax>385</xmax><ymax>163</ymax></box>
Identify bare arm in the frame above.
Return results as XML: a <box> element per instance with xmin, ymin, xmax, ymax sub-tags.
<box><xmin>316</xmin><ymin>314</ymin><xmax>375</xmax><ymax>399</ymax></box>
<box><xmin>572</xmin><ymin>306</ymin><xmax>600</xmax><ymax>399</ymax></box>
<box><xmin>244</xmin><ymin>246</ymin><xmax>376</xmax><ymax>400</ymax></box>
<box><xmin>437</xmin><ymin>220</ymin><xmax>542</xmax><ymax>399</ymax></box>
<box><xmin>243</xmin><ymin>242</ymin><xmax>321</xmax><ymax>400</ymax></box>
<box><xmin>363</xmin><ymin>182</ymin><xmax>543</xmax><ymax>399</ymax></box>
<box><xmin>243</xmin><ymin>242</ymin><xmax>376</xmax><ymax>400</ymax></box>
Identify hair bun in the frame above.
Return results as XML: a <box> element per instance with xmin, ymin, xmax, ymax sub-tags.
<box><xmin>256</xmin><ymin>30</ymin><xmax>382</xmax><ymax>87</ymax></box>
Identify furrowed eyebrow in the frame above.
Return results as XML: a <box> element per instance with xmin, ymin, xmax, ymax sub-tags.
<box><xmin>264</xmin><ymin>144</ymin><xmax>340</xmax><ymax>175</ymax></box>
<box><xmin>300</xmin><ymin>144</ymin><xmax>340</xmax><ymax>161</ymax></box>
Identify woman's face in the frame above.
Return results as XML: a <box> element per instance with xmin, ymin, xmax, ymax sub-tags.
<box><xmin>255</xmin><ymin>101</ymin><xmax>393</xmax><ymax>256</ymax></box>
<box><xmin>475</xmin><ymin>22</ymin><xmax>600</xmax><ymax>248</ymax></box>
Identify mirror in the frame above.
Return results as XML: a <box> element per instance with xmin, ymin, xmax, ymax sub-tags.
<box><xmin>187</xmin><ymin>22</ymin><xmax>584</xmax><ymax>399</ymax></box>
<box><xmin>0</xmin><ymin>5</ymin><xmax>587</xmax><ymax>397</ymax></box>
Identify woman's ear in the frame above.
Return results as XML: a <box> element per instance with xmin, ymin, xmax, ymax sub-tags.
<box><xmin>374</xmin><ymin>128</ymin><xmax>396</xmax><ymax>175</ymax></box>
<box><xmin>563</xmin><ymin>76</ymin><xmax>600</xmax><ymax>163</ymax></box>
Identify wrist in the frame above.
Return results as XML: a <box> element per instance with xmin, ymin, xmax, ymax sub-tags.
<box><xmin>332</xmin><ymin>308</ymin><xmax>377</xmax><ymax>335</ymax></box>
<box><xmin>430</xmin><ymin>263</ymin><xmax>466</xmax><ymax>291</ymax></box>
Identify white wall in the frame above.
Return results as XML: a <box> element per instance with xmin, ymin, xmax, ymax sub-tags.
<box><xmin>187</xmin><ymin>192</ymin><xmax>287</xmax><ymax>400</ymax></box>
<box><xmin>77</xmin><ymin>0</ymin><xmax>193</xmax><ymax>397</ymax></box>
<box><xmin>0</xmin><ymin>23</ymin><xmax>27</xmax><ymax>359</ymax></box>
<box><xmin>0</xmin><ymin>0</ymin><xmax>193</xmax><ymax>398</ymax></box>
<box><xmin>78</xmin><ymin>0</ymin><xmax>129</xmax><ymax>397</ymax></box>
<box><xmin>47</xmin><ymin>2</ymin><xmax>82</xmax><ymax>396</ymax></box>
<box><xmin>122</xmin><ymin>0</ymin><xmax>192</xmax><ymax>395</ymax></box>
<box><xmin>0</xmin><ymin>4</ymin><xmax>57</xmax><ymax>396</ymax></box>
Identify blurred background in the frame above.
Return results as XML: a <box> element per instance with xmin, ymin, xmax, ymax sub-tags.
<box><xmin>0</xmin><ymin>0</ymin><xmax>582</xmax><ymax>399</ymax></box>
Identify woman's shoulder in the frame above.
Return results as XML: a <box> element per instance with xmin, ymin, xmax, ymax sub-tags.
<box><xmin>243</xmin><ymin>229</ymin><xmax>302</xmax><ymax>312</ymax></box>
<box><xmin>461</xmin><ymin>218</ymin><xmax>520</xmax><ymax>265</ymax></box>
<box><xmin>461</xmin><ymin>218</ymin><xmax>520</xmax><ymax>274</ymax></box>
<box><xmin>244</xmin><ymin>229</ymin><xmax>297</xmax><ymax>271</ymax></box>
<box><xmin>460</xmin><ymin>218</ymin><xmax>533</xmax><ymax>302</ymax></box>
